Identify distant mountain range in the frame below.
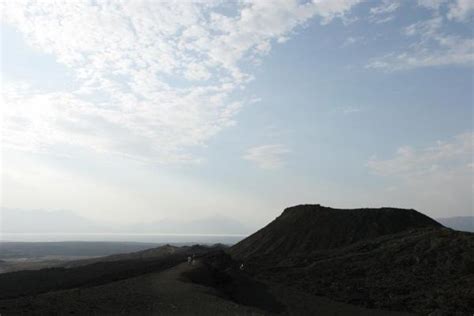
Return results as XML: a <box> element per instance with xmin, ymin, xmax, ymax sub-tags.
<box><xmin>1</xmin><ymin>208</ymin><xmax>253</xmax><ymax>235</ymax></box>
<box><xmin>1</xmin><ymin>208</ymin><xmax>105</xmax><ymax>234</ymax></box>
<box><xmin>127</xmin><ymin>216</ymin><xmax>252</xmax><ymax>235</ymax></box>
<box><xmin>2</xmin><ymin>208</ymin><xmax>472</xmax><ymax>235</ymax></box>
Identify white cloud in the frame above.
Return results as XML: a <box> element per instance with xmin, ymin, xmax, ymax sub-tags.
<box><xmin>367</xmin><ymin>132</ymin><xmax>473</xmax><ymax>177</ymax></box>
<box><xmin>368</xmin><ymin>0</ymin><xmax>399</xmax><ymax>24</ymax></box>
<box><xmin>404</xmin><ymin>16</ymin><xmax>443</xmax><ymax>37</ymax></box>
<box><xmin>370</xmin><ymin>0</ymin><xmax>400</xmax><ymax>15</ymax></box>
<box><xmin>243</xmin><ymin>144</ymin><xmax>291</xmax><ymax>170</ymax></box>
<box><xmin>447</xmin><ymin>0</ymin><xmax>474</xmax><ymax>21</ymax></box>
<box><xmin>366</xmin><ymin>39</ymin><xmax>473</xmax><ymax>70</ymax></box>
<box><xmin>417</xmin><ymin>0</ymin><xmax>474</xmax><ymax>21</ymax></box>
<box><xmin>342</xmin><ymin>36</ymin><xmax>365</xmax><ymax>47</ymax></box>
<box><xmin>367</xmin><ymin>132</ymin><xmax>473</xmax><ymax>217</ymax></box>
<box><xmin>0</xmin><ymin>0</ymin><xmax>362</xmax><ymax>163</ymax></box>
<box><xmin>367</xmin><ymin>0</ymin><xmax>474</xmax><ymax>71</ymax></box>
<box><xmin>417</xmin><ymin>0</ymin><xmax>474</xmax><ymax>20</ymax></box>
<box><xmin>372</xmin><ymin>15</ymin><xmax>395</xmax><ymax>24</ymax></box>
<box><xmin>184</xmin><ymin>63</ymin><xmax>211</xmax><ymax>81</ymax></box>
<box><xmin>417</xmin><ymin>0</ymin><xmax>448</xmax><ymax>10</ymax></box>
<box><xmin>367</xmin><ymin>16</ymin><xmax>474</xmax><ymax>71</ymax></box>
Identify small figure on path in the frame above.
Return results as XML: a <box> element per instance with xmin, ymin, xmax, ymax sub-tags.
<box><xmin>187</xmin><ymin>256</ymin><xmax>192</xmax><ymax>264</ymax></box>
<box><xmin>240</xmin><ymin>263</ymin><xmax>244</xmax><ymax>271</ymax></box>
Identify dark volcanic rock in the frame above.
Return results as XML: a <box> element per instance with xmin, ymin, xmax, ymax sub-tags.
<box><xmin>257</xmin><ymin>228</ymin><xmax>474</xmax><ymax>315</ymax></box>
<box><xmin>0</xmin><ymin>244</ymin><xmax>223</xmax><ymax>300</ymax></box>
<box><xmin>228</xmin><ymin>204</ymin><xmax>473</xmax><ymax>315</ymax></box>
<box><xmin>230</xmin><ymin>204</ymin><xmax>443</xmax><ymax>260</ymax></box>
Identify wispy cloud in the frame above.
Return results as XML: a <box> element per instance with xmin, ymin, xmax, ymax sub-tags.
<box><xmin>367</xmin><ymin>20</ymin><xmax>473</xmax><ymax>70</ymax></box>
<box><xmin>370</xmin><ymin>0</ymin><xmax>400</xmax><ymax>16</ymax></box>
<box><xmin>367</xmin><ymin>132</ymin><xmax>473</xmax><ymax>177</ymax></box>
<box><xmin>367</xmin><ymin>2</ymin><xmax>473</xmax><ymax>71</ymax></box>
<box><xmin>336</xmin><ymin>105</ymin><xmax>365</xmax><ymax>114</ymax></box>
<box><xmin>0</xmin><ymin>0</ymin><xmax>362</xmax><ymax>163</ymax></box>
<box><xmin>370</xmin><ymin>0</ymin><xmax>400</xmax><ymax>15</ymax></box>
<box><xmin>243</xmin><ymin>144</ymin><xmax>291</xmax><ymax>170</ymax></box>
<box><xmin>418</xmin><ymin>0</ymin><xmax>474</xmax><ymax>21</ymax></box>
<box><xmin>367</xmin><ymin>132</ymin><xmax>473</xmax><ymax>216</ymax></box>
<box><xmin>368</xmin><ymin>0</ymin><xmax>400</xmax><ymax>24</ymax></box>
<box><xmin>447</xmin><ymin>0</ymin><xmax>474</xmax><ymax>21</ymax></box>
<box><xmin>342</xmin><ymin>36</ymin><xmax>365</xmax><ymax>47</ymax></box>
<box><xmin>417</xmin><ymin>0</ymin><xmax>448</xmax><ymax>10</ymax></box>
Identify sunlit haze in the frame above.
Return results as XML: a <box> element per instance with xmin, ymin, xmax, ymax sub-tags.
<box><xmin>1</xmin><ymin>0</ymin><xmax>472</xmax><ymax>236</ymax></box>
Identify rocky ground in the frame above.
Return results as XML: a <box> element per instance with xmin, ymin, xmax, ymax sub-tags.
<box><xmin>0</xmin><ymin>258</ymin><xmax>413</xmax><ymax>315</ymax></box>
<box><xmin>1</xmin><ymin>205</ymin><xmax>472</xmax><ymax>315</ymax></box>
<box><xmin>229</xmin><ymin>205</ymin><xmax>474</xmax><ymax>315</ymax></box>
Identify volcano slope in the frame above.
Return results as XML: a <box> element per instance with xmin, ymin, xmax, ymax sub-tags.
<box><xmin>229</xmin><ymin>205</ymin><xmax>474</xmax><ymax>315</ymax></box>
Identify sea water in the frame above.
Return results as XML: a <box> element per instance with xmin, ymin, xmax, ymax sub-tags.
<box><xmin>0</xmin><ymin>233</ymin><xmax>246</xmax><ymax>245</ymax></box>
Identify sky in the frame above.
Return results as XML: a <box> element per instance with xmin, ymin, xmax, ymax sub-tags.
<box><xmin>0</xmin><ymin>0</ymin><xmax>473</xmax><ymax>233</ymax></box>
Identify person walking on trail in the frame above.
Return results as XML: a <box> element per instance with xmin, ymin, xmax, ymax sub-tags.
<box><xmin>187</xmin><ymin>256</ymin><xmax>192</xmax><ymax>265</ymax></box>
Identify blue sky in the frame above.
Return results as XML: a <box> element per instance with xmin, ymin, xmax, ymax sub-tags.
<box><xmin>1</xmin><ymin>0</ymin><xmax>472</xmax><ymax>230</ymax></box>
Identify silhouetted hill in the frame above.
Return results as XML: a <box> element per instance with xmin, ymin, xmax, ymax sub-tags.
<box><xmin>231</xmin><ymin>204</ymin><xmax>443</xmax><ymax>260</ymax></box>
<box><xmin>225</xmin><ymin>204</ymin><xmax>473</xmax><ymax>315</ymax></box>
<box><xmin>0</xmin><ymin>244</ymin><xmax>221</xmax><ymax>300</ymax></box>
<box><xmin>248</xmin><ymin>227</ymin><xmax>473</xmax><ymax>314</ymax></box>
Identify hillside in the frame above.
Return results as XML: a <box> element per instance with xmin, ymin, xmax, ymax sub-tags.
<box><xmin>0</xmin><ymin>255</ymin><xmax>414</xmax><ymax>316</ymax></box>
<box><xmin>246</xmin><ymin>228</ymin><xmax>473</xmax><ymax>314</ymax></box>
<box><xmin>0</xmin><ymin>243</ymin><xmax>412</xmax><ymax>316</ymax></box>
<box><xmin>230</xmin><ymin>204</ymin><xmax>443</xmax><ymax>260</ymax></box>
<box><xmin>227</xmin><ymin>205</ymin><xmax>473</xmax><ymax>315</ymax></box>
<box><xmin>60</xmin><ymin>244</ymin><xmax>181</xmax><ymax>268</ymax></box>
<box><xmin>0</xmin><ymin>244</ymin><xmax>219</xmax><ymax>300</ymax></box>
<box><xmin>1</xmin><ymin>205</ymin><xmax>472</xmax><ymax>315</ymax></box>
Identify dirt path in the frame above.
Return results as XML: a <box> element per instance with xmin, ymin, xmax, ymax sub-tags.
<box><xmin>145</xmin><ymin>261</ymin><xmax>265</xmax><ymax>315</ymax></box>
<box><xmin>0</xmin><ymin>260</ymin><xmax>266</xmax><ymax>316</ymax></box>
<box><xmin>0</xmin><ymin>260</ymin><xmax>413</xmax><ymax>315</ymax></box>
<box><xmin>146</xmin><ymin>260</ymin><xmax>412</xmax><ymax>316</ymax></box>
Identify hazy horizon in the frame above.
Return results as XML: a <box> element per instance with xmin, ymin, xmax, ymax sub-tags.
<box><xmin>1</xmin><ymin>0</ymin><xmax>473</xmax><ymax>237</ymax></box>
